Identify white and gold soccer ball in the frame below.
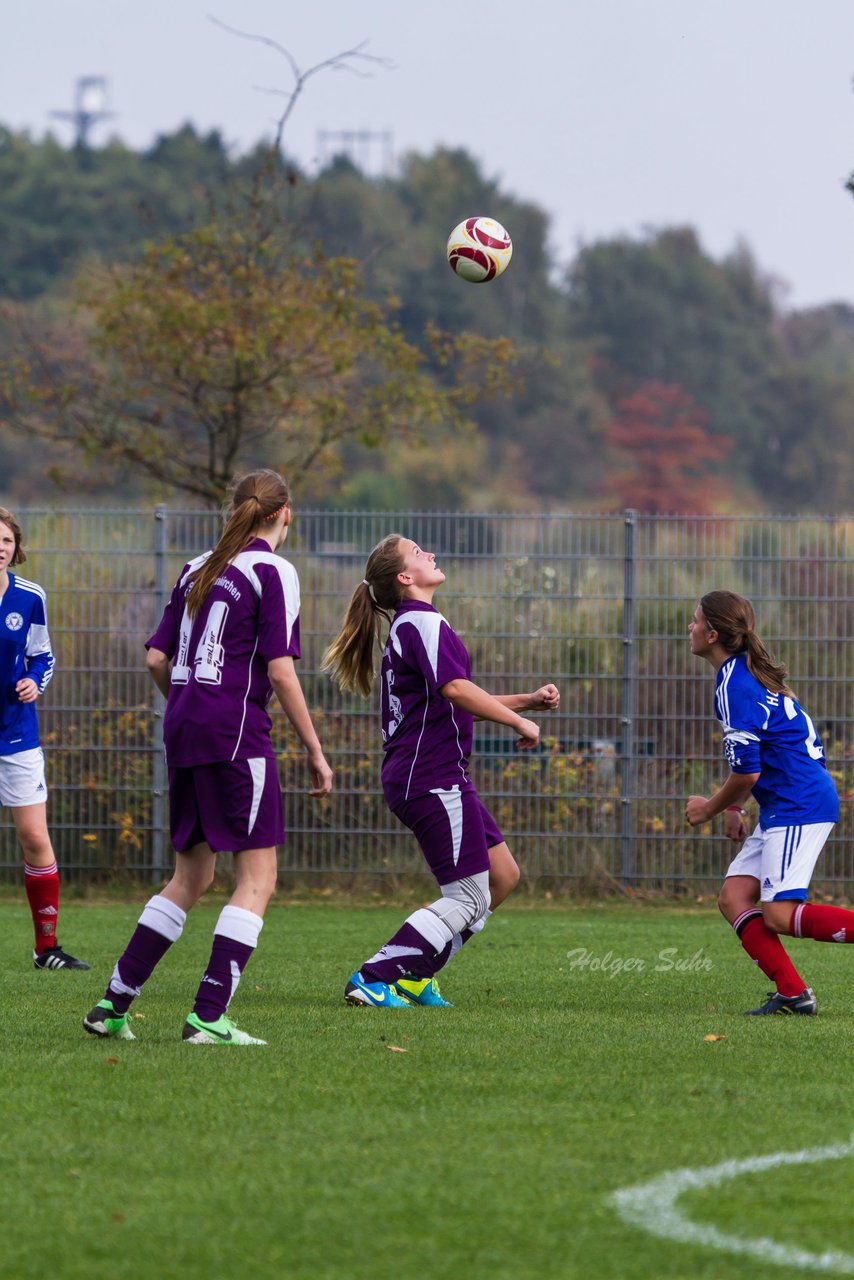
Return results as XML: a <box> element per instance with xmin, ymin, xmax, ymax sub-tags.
<box><xmin>446</xmin><ymin>216</ymin><xmax>513</xmax><ymax>283</ymax></box>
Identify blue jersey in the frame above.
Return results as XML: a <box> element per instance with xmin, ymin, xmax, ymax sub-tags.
<box><xmin>0</xmin><ymin>572</ymin><xmax>55</xmax><ymax>754</ymax></box>
<box><xmin>714</xmin><ymin>654</ymin><xmax>839</xmax><ymax>828</ymax></box>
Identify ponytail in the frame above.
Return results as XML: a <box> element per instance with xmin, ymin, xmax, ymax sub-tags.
<box><xmin>185</xmin><ymin>470</ymin><xmax>289</xmax><ymax>620</ymax></box>
<box><xmin>700</xmin><ymin>590</ymin><xmax>793</xmax><ymax>697</ymax></box>
<box><xmin>322</xmin><ymin>534</ymin><xmax>405</xmax><ymax>697</ymax></box>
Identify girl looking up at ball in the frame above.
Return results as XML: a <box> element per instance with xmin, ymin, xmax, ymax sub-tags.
<box><xmin>323</xmin><ymin>533</ymin><xmax>559</xmax><ymax>1007</ymax></box>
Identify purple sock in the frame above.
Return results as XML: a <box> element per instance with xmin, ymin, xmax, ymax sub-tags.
<box><xmin>192</xmin><ymin>935</ymin><xmax>254</xmax><ymax>1022</ymax></box>
<box><xmin>106</xmin><ymin>924</ymin><xmax>175</xmax><ymax>1015</ymax></box>
<box><xmin>361</xmin><ymin>910</ymin><xmax>454</xmax><ymax>985</ymax></box>
<box><xmin>105</xmin><ymin>894</ymin><xmax>186</xmax><ymax>1014</ymax></box>
<box><xmin>192</xmin><ymin>905</ymin><xmax>264</xmax><ymax>1023</ymax></box>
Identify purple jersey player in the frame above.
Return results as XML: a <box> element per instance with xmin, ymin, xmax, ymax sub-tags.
<box><xmin>323</xmin><ymin>533</ymin><xmax>559</xmax><ymax>1008</ymax></box>
<box><xmin>84</xmin><ymin>470</ymin><xmax>332</xmax><ymax>1045</ymax></box>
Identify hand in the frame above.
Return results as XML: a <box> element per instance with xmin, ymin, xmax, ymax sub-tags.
<box><xmin>15</xmin><ymin>678</ymin><xmax>38</xmax><ymax>704</ymax></box>
<box><xmin>685</xmin><ymin>795</ymin><xmax>711</xmax><ymax>827</ymax></box>
<box><xmin>515</xmin><ymin>717</ymin><xmax>540</xmax><ymax>751</ymax></box>
<box><xmin>724</xmin><ymin>809</ymin><xmax>747</xmax><ymax>844</ymax></box>
<box><xmin>307</xmin><ymin>752</ymin><xmax>333</xmax><ymax>796</ymax></box>
<box><xmin>529</xmin><ymin>683</ymin><xmax>560</xmax><ymax>711</ymax></box>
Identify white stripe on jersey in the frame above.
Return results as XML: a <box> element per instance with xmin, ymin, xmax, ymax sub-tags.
<box><xmin>716</xmin><ymin>658</ymin><xmax>735</xmax><ymax>728</ymax></box>
<box><xmin>231</xmin><ymin>634</ymin><xmax>260</xmax><ymax>762</ymax></box>
<box><xmin>717</xmin><ymin>657</ymin><xmax>762</xmax><ymax>753</ymax></box>
<box><xmin>26</xmin><ymin>623</ymin><xmax>52</xmax><ymax>659</ymax></box>
<box><xmin>13</xmin><ymin>576</ymin><xmax>47</xmax><ymax>604</ymax></box>
<box><xmin>404</xmin><ymin>678</ymin><xmax>431</xmax><ymax>800</ymax></box>
<box><xmin>231</xmin><ymin>550</ymin><xmax>301</xmax><ymax>649</ymax></box>
<box><xmin>389</xmin><ymin>609</ymin><xmax>444</xmax><ymax>679</ymax></box>
<box><xmin>178</xmin><ymin>551</ymin><xmax>212</xmax><ymax>590</ymax></box>
<box><xmin>14</xmin><ymin>578</ymin><xmax>54</xmax><ymax>691</ymax></box>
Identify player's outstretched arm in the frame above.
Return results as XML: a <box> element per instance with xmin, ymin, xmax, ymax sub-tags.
<box><xmin>439</xmin><ymin>677</ymin><xmax>539</xmax><ymax>750</ymax></box>
<box><xmin>489</xmin><ymin>683</ymin><xmax>560</xmax><ymax>713</ymax></box>
<box><xmin>268</xmin><ymin>656</ymin><xmax>333</xmax><ymax>795</ymax></box>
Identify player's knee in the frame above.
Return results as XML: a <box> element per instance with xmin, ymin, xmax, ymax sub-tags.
<box><xmin>431</xmin><ymin>871</ymin><xmax>491</xmax><ymax>935</ymax></box>
<box><xmin>17</xmin><ymin>828</ymin><xmax>52</xmax><ymax>862</ymax></box>
<box><xmin>717</xmin><ymin>880</ymin><xmax>751</xmax><ymax>922</ymax></box>
<box><xmin>761</xmin><ymin>901</ymin><xmax>795</xmax><ymax>935</ymax></box>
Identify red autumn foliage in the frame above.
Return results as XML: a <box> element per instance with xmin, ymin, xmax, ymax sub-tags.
<box><xmin>601</xmin><ymin>381</ymin><xmax>733</xmax><ymax>513</ymax></box>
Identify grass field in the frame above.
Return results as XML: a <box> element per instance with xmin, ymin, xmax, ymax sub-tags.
<box><xmin>4</xmin><ymin>895</ymin><xmax>854</xmax><ymax>1280</ymax></box>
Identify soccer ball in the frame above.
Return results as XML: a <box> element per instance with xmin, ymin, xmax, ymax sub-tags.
<box><xmin>446</xmin><ymin>216</ymin><xmax>513</xmax><ymax>283</ymax></box>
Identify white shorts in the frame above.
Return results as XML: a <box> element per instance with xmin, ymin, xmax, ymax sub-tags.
<box><xmin>725</xmin><ymin>822</ymin><xmax>835</xmax><ymax>901</ymax></box>
<box><xmin>0</xmin><ymin>748</ymin><xmax>48</xmax><ymax>807</ymax></box>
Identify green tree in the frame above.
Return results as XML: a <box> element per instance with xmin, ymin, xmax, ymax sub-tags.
<box><xmin>1</xmin><ymin>39</ymin><xmax>525</xmax><ymax>506</ymax></box>
<box><xmin>1</xmin><ymin>212</ymin><xmax>521</xmax><ymax>505</ymax></box>
<box><xmin>566</xmin><ymin>229</ymin><xmax>782</xmax><ymax>474</ymax></box>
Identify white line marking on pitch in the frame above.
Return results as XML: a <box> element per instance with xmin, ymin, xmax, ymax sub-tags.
<box><xmin>608</xmin><ymin>1134</ymin><xmax>854</xmax><ymax>1273</ymax></box>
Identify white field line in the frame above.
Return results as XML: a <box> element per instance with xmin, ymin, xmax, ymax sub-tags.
<box><xmin>608</xmin><ymin>1134</ymin><xmax>854</xmax><ymax>1274</ymax></box>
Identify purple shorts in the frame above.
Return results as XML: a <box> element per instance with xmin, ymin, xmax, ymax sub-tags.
<box><xmin>393</xmin><ymin>785</ymin><xmax>504</xmax><ymax>885</ymax></box>
<box><xmin>167</xmin><ymin>758</ymin><xmax>284</xmax><ymax>854</ymax></box>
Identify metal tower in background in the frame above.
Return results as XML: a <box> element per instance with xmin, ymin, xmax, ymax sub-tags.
<box><xmin>51</xmin><ymin>77</ymin><xmax>114</xmax><ymax>147</ymax></box>
<box><xmin>316</xmin><ymin>129</ymin><xmax>394</xmax><ymax>176</ymax></box>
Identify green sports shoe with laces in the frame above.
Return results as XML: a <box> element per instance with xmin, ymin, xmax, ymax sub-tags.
<box><xmin>182</xmin><ymin>1011</ymin><xmax>267</xmax><ymax>1045</ymax></box>
<box><xmin>393</xmin><ymin>975</ymin><xmax>453</xmax><ymax>1007</ymax></box>
<box><xmin>83</xmin><ymin>999</ymin><xmax>136</xmax><ymax>1040</ymax></box>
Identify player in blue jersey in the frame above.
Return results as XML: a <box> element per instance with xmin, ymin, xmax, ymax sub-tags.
<box><xmin>84</xmin><ymin>470</ymin><xmax>332</xmax><ymax>1045</ymax></box>
<box><xmin>323</xmin><ymin>533</ymin><xmax>559</xmax><ymax>1007</ymax></box>
<box><xmin>0</xmin><ymin>507</ymin><xmax>89</xmax><ymax>971</ymax></box>
<box><xmin>686</xmin><ymin>590</ymin><xmax>854</xmax><ymax>1015</ymax></box>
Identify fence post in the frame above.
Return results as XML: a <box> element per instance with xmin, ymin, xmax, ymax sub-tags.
<box><xmin>151</xmin><ymin>505</ymin><xmax>168</xmax><ymax>883</ymax></box>
<box><xmin>620</xmin><ymin>510</ymin><xmax>638</xmax><ymax>884</ymax></box>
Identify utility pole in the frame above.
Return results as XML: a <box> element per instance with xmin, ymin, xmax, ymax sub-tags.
<box><xmin>51</xmin><ymin>76</ymin><xmax>114</xmax><ymax>148</ymax></box>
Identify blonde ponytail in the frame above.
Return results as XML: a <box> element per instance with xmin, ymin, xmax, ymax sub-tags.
<box><xmin>322</xmin><ymin>534</ymin><xmax>406</xmax><ymax>697</ymax></box>
<box><xmin>185</xmin><ymin>470</ymin><xmax>289</xmax><ymax>620</ymax></box>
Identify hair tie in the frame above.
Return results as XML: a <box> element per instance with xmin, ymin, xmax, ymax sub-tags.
<box><xmin>262</xmin><ymin>502</ymin><xmax>288</xmax><ymax>522</ymax></box>
<box><xmin>362</xmin><ymin>577</ymin><xmax>377</xmax><ymax>603</ymax></box>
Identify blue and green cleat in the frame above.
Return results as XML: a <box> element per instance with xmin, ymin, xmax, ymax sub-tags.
<box><xmin>394</xmin><ymin>975</ymin><xmax>453</xmax><ymax>1007</ymax></box>
<box><xmin>344</xmin><ymin>971</ymin><xmax>412</xmax><ymax>1007</ymax></box>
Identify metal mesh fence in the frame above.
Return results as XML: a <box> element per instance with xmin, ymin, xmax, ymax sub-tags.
<box><xmin>2</xmin><ymin>508</ymin><xmax>852</xmax><ymax>891</ymax></box>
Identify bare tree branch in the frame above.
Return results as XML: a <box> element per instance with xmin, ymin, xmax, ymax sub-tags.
<box><xmin>208</xmin><ymin>17</ymin><xmax>394</xmax><ymax>154</ymax></box>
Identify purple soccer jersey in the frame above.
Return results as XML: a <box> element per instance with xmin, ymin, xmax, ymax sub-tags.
<box><xmin>146</xmin><ymin>538</ymin><xmax>301</xmax><ymax>767</ymax></box>
<box><xmin>380</xmin><ymin>599</ymin><xmax>474</xmax><ymax>808</ymax></box>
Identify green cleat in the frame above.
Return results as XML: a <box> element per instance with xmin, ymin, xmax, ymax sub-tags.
<box><xmin>393</xmin><ymin>975</ymin><xmax>453</xmax><ymax>1007</ymax></box>
<box><xmin>182</xmin><ymin>1011</ymin><xmax>267</xmax><ymax>1045</ymax></box>
<box><xmin>83</xmin><ymin>999</ymin><xmax>136</xmax><ymax>1040</ymax></box>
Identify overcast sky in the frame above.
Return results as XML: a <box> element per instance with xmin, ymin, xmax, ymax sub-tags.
<box><xmin>3</xmin><ymin>1</ymin><xmax>853</xmax><ymax>310</ymax></box>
